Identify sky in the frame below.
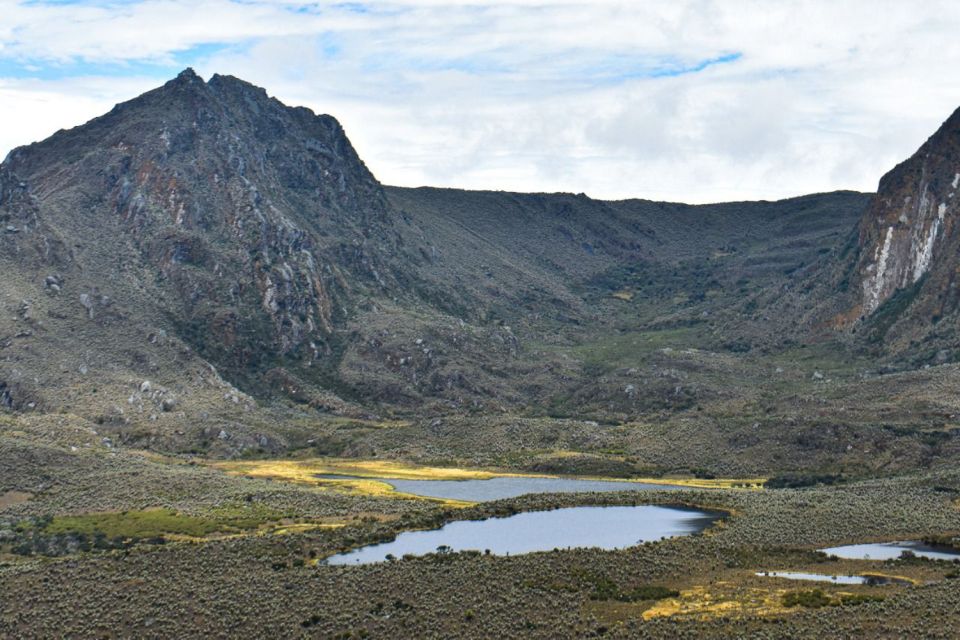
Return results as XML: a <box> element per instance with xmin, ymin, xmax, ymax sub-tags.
<box><xmin>2</xmin><ymin>1</ymin><xmax>960</xmax><ymax>203</ymax></box>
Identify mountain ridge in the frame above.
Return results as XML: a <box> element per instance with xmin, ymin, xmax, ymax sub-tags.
<box><xmin>3</xmin><ymin>68</ymin><xmax>952</xmax><ymax>470</ymax></box>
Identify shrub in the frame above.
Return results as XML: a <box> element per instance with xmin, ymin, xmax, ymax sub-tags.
<box><xmin>783</xmin><ymin>590</ymin><xmax>833</xmax><ymax>608</ymax></box>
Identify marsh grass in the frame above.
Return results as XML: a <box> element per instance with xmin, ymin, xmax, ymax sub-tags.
<box><xmin>42</xmin><ymin>504</ymin><xmax>288</xmax><ymax>539</ymax></box>
<box><xmin>211</xmin><ymin>457</ymin><xmax>765</xmax><ymax>502</ymax></box>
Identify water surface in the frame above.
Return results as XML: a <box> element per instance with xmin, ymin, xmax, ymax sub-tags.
<box><xmin>755</xmin><ymin>571</ymin><xmax>907</xmax><ymax>585</ymax></box>
<box><xmin>820</xmin><ymin>541</ymin><xmax>960</xmax><ymax>561</ymax></box>
<box><xmin>325</xmin><ymin>504</ymin><xmax>720</xmax><ymax>565</ymax></box>
<box><xmin>318</xmin><ymin>474</ymin><xmax>684</xmax><ymax>502</ymax></box>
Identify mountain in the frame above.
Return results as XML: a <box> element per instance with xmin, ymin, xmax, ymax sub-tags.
<box><xmin>3</xmin><ymin>67</ymin><xmax>399</xmax><ymax>361</ymax></box>
<box><xmin>836</xmin><ymin>106</ymin><xmax>960</xmax><ymax>362</ymax></box>
<box><xmin>1</xmin><ymin>68</ymin><xmax>414</xmax><ymax>417</ymax></box>
<box><xmin>1</xmin><ymin>69</ymin><xmax>877</xmax><ymax>460</ymax></box>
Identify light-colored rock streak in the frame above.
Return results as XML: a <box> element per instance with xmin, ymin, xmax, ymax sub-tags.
<box><xmin>913</xmin><ymin>202</ymin><xmax>946</xmax><ymax>283</ymax></box>
<box><xmin>865</xmin><ymin>226</ymin><xmax>894</xmax><ymax>313</ymax></box>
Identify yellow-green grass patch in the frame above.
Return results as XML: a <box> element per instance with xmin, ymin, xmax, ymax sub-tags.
<box><xmin>210</xmin><ymin>458</ymin><xmax>483</xmax><ymax>506</ymax></box>
<box><xmin>41</xmin><ymin>504</ymin><xmax>289</xmax><ymax>539</ymax></box>
<box><xmin>211</xmin><ymin>457</ymin><xmax>764</xmax><ymax>506</ymax></box>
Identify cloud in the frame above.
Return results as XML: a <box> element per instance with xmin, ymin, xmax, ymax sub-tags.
<box><xmin>2</xmin><ymin>0</ymin><xmax>960</xmax><ymax>202</ymax></box>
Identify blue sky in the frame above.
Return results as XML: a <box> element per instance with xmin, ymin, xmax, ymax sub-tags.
<box><xmin>2</xmin><ymin>0</ymin><xmax>960</xmax><ymax>202</ymax></box>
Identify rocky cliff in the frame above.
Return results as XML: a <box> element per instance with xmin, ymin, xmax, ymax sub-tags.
<box><xmin>845</xmin><ymin>106</ymin><xmax>960</xmax><ymax>358</ymax></box>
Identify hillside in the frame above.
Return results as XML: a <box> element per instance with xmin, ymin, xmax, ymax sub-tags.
<box><xmin>5</xmin><ymin>69</ymin><xmax>960</xmax><ymax>478</ymax></box>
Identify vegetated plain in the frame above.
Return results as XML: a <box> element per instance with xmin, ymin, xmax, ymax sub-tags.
<box><xmin>2</xmin><ymin>70</ymin><xmax>960</xmax><ymax>638</ymax></box>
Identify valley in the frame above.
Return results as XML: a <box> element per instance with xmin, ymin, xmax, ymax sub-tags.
<box><xmin>1</xmin><ymin>70</ymin><xmax>960</xmax><ymax>638</ymax></box>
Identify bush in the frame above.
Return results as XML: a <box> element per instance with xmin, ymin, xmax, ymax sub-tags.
<box><xmin>589</xmin><ymin>578</ymin><xmax>678</xmax><ymax>602</ymax></box>
<box><xmin>783</xmin><ymin>590</ymin><xmax>833</xmax><ymax>608</ymax></box>
<box><xmin>618</xmin><ymin>585</ymin><xmax>680</xmax><ymax>602</ymax></box>
<box><xmin>766</xmin><ymin>473</ymin><xmax>843</xmax><ymax>489</ymax></box>
<box><xmin>838</xmin><ymin>594</ymin><xmax>885</xmax><ymax>606</ymax></box>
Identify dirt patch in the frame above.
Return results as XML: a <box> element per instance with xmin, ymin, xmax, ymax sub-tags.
<box><xmin>0</xmin><ymin>490</ymin><xmax>33</xmax><ymax>508</ymax></box>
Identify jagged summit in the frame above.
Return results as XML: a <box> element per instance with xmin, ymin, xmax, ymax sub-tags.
<box><xmin>159</xmin><ymin>67</ymin><xmax>268</xmax><ymax>95</ymax></box>
<box><xmin>5</xmin><ymin>69</ymin><xmax>370</xmax><ymax>202</ymax></box>
<box><xmin>177</xmin><ymin>66</ymin><xmax>201</xmax><ymax>80</ymax></box>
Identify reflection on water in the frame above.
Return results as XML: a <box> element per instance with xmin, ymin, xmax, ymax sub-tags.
<box><xmin>317</xmin><ymin>474</ymin><xmax>684</xmax><ymax>502</ymax></box>
<box><xmin>819</xmin><ymin>541</ymin><xmax>960</xmax><ymax>561</ymax></box>
<box><xmin>755</xmin><ymin>571</ymin><xmax>908</xmax><ymax>585</ymax></box>
<box><xmin>325</xmin><ymin>504</ymin><xmax>721</xmax><ymax>565</ymax></box>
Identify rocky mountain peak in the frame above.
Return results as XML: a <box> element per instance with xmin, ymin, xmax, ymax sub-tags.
<box><xmin>176</xmin><ymin>66</ymin><xmax>201</xmax><ymax>81</ymax></box>
<box><xmin>0</xmin><ymin>70</ymin><xmax>404</xmax><ymax>393</ymax></box>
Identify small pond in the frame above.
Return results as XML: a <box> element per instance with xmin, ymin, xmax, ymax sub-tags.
<box><xmin>317</xmin><ymin>474</ymin><xmax>685</xmax><ymax>502</ymax></box>
<box><xmin>819</xmin><ymin>541</ymin><xmax>960</xmax><ymax>561</ymax></box>
<box><xmin>325</xmin><ymin>504</ymin><xmax>721</xmax><ymax>565</ymax></box>
<box><xmin>755</xmin><ymin>571</ymin><xmax>908</xmax><ymax>585</ymax></box>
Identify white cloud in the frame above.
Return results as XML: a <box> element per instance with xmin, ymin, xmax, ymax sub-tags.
<box><xmin>2</xmin><ymin>0</ymin><xmax>960</xmax><ymax>202</ymax></box>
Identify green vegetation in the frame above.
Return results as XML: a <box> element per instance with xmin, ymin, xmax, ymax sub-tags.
<box><xmin>783</xmin><ymin>590</ymin><xmax>887</xmax><ymax>608</ymax></box>
<box><xmin>4</xmin><ymin>504</ymin><xmax>297</xmax><ymax>556</ymax></box>
<box><xmin>766</xmin><ymin>473</ymin><xmax>845</xmax><ymax>489</ymax></box>
<box><xmin>41</xmin><ymin>504</ymin><xmax>286</xmax><ymax>539</ymax></box>
<box><xmin>588</xmin><ymin>576</ymin><xmax>679</xmax><ymax>602</ymax></box>
<box><xmin>838</xmin><ymin>593</ymin><xmax>886</xmax><ymax>606</ymax></box>
<box><xmin>568</xmin><ymin>328</ymin><xmax>708</xmax><ymax>370</ymax></box>
<box><xmin>782</xmin><ymin>589</ymin><xmax>834</xmax><ymax>608</ymax></box>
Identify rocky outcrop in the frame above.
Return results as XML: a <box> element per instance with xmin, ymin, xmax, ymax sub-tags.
<box><xmin>0</xmin><ymin>168</ymin><xmax>69</xmax><ymax>268</ymax></box>
<box><xmin>854</xmin><ymin>107</ymin><xmax>960</xmax><ymax>316</ymax></box>
<box><xmin>839</xmin><ymin>105</ymin><xmax>960</xmax><ymax>357</ymax></box>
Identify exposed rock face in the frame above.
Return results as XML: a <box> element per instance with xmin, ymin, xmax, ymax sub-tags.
<box><xmin>2</xmin><ymin>68</ymin><xmax>401</xmax><ymax>370</ymax></box>
<box><xmin>0</xmin><ymin>166</ymin><xmax>69</xmax><ymax>268</ymax></box>
<box><xmin>854</xmin><ymin>107</ymin><xmax>960</xmax><ymax>318</ymax></box>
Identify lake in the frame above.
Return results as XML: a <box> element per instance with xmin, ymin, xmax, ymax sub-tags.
<box><xmin>317</xmin><ymin>474</ymin><xmax>685</xmax><ymax>502</ymax></box>
<box><xmin>819</xmin><ymin>541</ymin><xmax>960</xmax><ymax>561</ymax></box>
<box><xmin>325</xmin><ymin>504</ymin><xmax>721</xmax><ymax>565</ymax></box>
